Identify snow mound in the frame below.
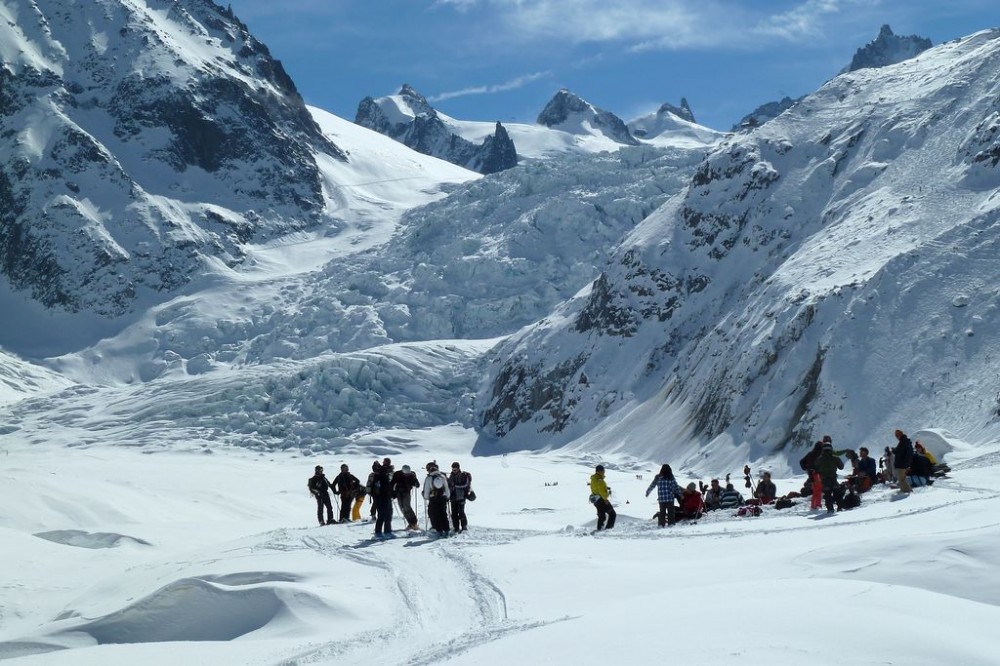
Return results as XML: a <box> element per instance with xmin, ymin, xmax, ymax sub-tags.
<box><xmin>34</xmin><ymin>530</ymin><xmax>151</xmax><ymax>549</ymax></box>
<box><xmin>67</xmin><ymin>577</ymin><xmax>299</xmax><ymax>644</ymax></box>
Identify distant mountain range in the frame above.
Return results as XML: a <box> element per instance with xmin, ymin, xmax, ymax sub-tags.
<box><xmin>3</xmin><ymin>1</ymin><xmax>996</xmax><ymax>467</ymax></box>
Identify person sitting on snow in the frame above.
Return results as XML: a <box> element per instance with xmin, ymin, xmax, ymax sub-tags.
<box><xmin>679</xmin><ymin>482</ymin><xmax>704</xmax><ymax>519</ymax></box>
<box><xmin>754</xmin><ymin>471</ymin><xmax>777</xmax><ymax>504</ymax></box>
<box><xmin>909</xmin><ymin>447</ymin><xmax>934</xmax><ymax>487</ymax></box>
<box><xmin>719</xmin><ymin>483</ymin><xmax>744</xmax><ymax>509</ymax></box>
<box><xmin>848</xmin><ymin>447</ymin><xmax>878</xmax><ymax>493</ymax></box>
<box><xmin>703</xmin><ymin>478</ymin><xmax>724</xmax><ymax>511</ymax></box>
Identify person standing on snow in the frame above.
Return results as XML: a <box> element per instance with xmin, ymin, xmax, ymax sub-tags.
<box><xmin>307</xmin><ymin>465</ymin><xmax>336</xmax><ymax>526</ymax></box>
<box><xmin>423</xmin><ymin>461</ymin><xmax>452</xmax><ymax>536</ymax></box>
<box><xmin>448</xmin><ymin>462</ymin><xmax>473</xmax><ymax>533</ymax></box>
<box><xmin>392</xmin><ymin>464</ymin><xmax>421</xmax><ymax>530</ymax></box>
<box><xmin>368</xmin><ymin>461</ymin><xmax>394</xmax><ymax>537</ymax></box>
<box><xmin>589</xmin><ymin>464</ymin><xmax>616</xmax><ymax>530</ymax></box>
<box><xmin>893</xmin><ymin>429</ymin><xmax>914</xmax><ymax>493</ymax></box>
<box><xmin>816</xmin><ymin>442</ymin><xmax>845</xmax><ymax>512</ymax></box>
<box><xmin>645</xmin><ymin>464</ymin><xmax>683</xmax><ymax>527</ymax></box>
<box><xmin>331</xmin><ymin>464</ymin><xmax>360</xmax><ymax>523</ymax></box>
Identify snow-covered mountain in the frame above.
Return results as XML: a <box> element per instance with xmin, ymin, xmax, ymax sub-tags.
<box><xmin>355</xmin><ymin>84</ymin><xmax>518</xmax><ymax>174</ymax></box>
<box><xmin>735</xmin><ymin>25</ymin><xmax>932</xmax><ymax>132</ymax></box>
<box><xmin>627</xmin><ymin>98</ymin><xmax>722</xmax><ymax>146</ymax></box>
<box><xmin>0</xmin><ymin>0</ymin><xmax>352</xmax><ymax>318</ymax></box>
<box><xmin>476</xmin><ymin>29</ymin><xmax>1000</xmax><ymax>464</ymax></box>
<box><xmin>536</xmin><ymin>88</ymin><xmax>639</xmax><ymax>147</ymax></box>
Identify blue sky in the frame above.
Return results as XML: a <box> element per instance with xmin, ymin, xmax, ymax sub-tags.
<box><xmin>228</xmin><ymin>0</ymin><xmax>999</xmax><ymax>130</ymax></box>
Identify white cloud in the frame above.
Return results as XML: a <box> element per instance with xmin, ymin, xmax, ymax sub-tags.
<box><xmin>435</xmin><ymin>0</ymin><xmax>878</xmax><ymax>50</ymax></box>
<box><xmin>429</xmin><ymin>71</ymin><xmax>551</xmax><ymax>102</ymax></box>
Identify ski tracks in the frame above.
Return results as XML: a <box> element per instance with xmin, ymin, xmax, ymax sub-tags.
<box><xmin>279</xmin><ymin>527</ymin><xmax>546</xmax><ymax>665</ymax></box>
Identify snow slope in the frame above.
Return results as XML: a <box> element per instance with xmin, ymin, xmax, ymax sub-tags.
<box><xmin>1</xmin><ymin>425</ymin><xmax>998</xmax><ymax>664</ymax></box>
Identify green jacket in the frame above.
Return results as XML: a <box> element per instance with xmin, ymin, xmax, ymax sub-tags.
<box><xmin>590</xmin><ymin>473</ymin><xmax>610</xmax><ymax>500</ymax></box>
<box><xmin>816</xmin><ymin>450</ymin><xmax>844</xmax><ymax>487</ymax></box>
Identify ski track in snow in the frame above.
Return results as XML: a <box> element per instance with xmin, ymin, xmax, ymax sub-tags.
<box><xmin>274</xmin><ymin>526</ymin><xmax>546</xmax><ymax>665</ymax></box>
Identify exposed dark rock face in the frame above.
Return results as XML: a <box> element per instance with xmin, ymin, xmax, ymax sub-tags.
<box><xmin>355</xmin><ymin>85</ymin><xmax>517</xmax><ymax>174</ymax></box>
<box><xmin>0</xmin><ymin>0</ymin><xmax>345</xmax><ymax>316</ymax></box>
<box><xmin>845</xmin><ymin>24</ymin><xmax>932</xmax><ymax>72</ymax></box>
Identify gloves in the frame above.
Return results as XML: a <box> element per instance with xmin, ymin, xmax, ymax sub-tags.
<box><xmin>645</xmin><ymin>491</ymin><xmax>650</xmax><ymax>497</ymax></box>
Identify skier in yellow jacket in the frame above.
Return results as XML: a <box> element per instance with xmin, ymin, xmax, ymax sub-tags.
<box><xmin>589</xmin><ymin>464</ymin><xmax>616</xmax><ymax>530</ymax></box>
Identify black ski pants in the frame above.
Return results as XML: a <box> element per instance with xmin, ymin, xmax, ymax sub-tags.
<box><xmin>657</xmin><ymin>501</ymin><xmax>676</xmax><ymax>527</ymax></box>
<box><xmin>337</xmin><ymin>493</ymin><xmax>352</xmax><ymax>523</ymax></box>
<box><xmin>595</xmin><ymin>498</ymin><xmax>616</xmax><ymax>530</ymax></box>
<box><xmin>428</xmin><ymin>497</ymin><xmax>450</xmax><ymax>534</ymax></box>
<box><xmin>451</xmin><ymin>499</ymin><xmax>468</xmax><ymax>532</ymax></box>
<box><xmin>315</xmin><ymin>493</ymin><xmax>334</xmax><ymax>525</ymax></box>
<box><xmin>374</xmin><ymin>496</ymin><xmax>394</xmax><ymax>535</ymax></box>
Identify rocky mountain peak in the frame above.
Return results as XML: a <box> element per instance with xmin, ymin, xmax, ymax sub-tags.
<box><xmin>844</xmin><ymin>24</ymin><xmax>933</xmax><ymax>72</ymax></box>
<box><xmin>537</xmin><ymin>89</ymin><xmax>639</xmax><ymax>146</ymax></box>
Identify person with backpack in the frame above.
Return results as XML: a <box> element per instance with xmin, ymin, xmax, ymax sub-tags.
<box><xmin>423</xmin><ymin>461</ymin><xmax>452</xmax><ymax>536</ymax></box>
<box><xmin>645</xmin><ymin>464</ymin><xmax>682</xmax><ymax>527</ymax></box>
<box><xmin>799</xmin><ymin>441</ymin><xmax>824</xmax><ymax>475</ymax></box>
<box><xmin>367</xmin><ymin>461</ymin><xmax>394</xmax><ymax>537</ymax></box>
<box><xmin>893</xmin><ymin>429</ymin><xmax>914</xmax><ymax>493</ymax></box>
<box><xmin>392</xmin><ymin>464</ymin><xmax>421</xmax><ymax>530</ymax></box>
<box><xmin>448</xmin><ymin>462</ymin><xmax>473</xmax><ymax>533</ymax></box>
<box><xmin>331</xmin><ymin>464</ymin><xmax>360</xmax><ymax>523</ymax></box>
<box><xmin>816</xmin><ymin>442</ymin><xmax>846</xmax><ymax>512</ymax></box>
<box><xmin>307</xmin><ymin>465</ymin><xmax>336</xmax><ymax>526</ymax></box>
<box><xmin>589</xmin><ymin>465</ymin><xmax>616</xmax><ymax>530</ymax></box>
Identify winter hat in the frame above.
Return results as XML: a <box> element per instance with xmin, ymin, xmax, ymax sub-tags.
<box><xmin>595</xmin><ymin>464</ymin><xmax>605</xmax><ymax>472</ymax></box>
<box><xmin>402</xmin><ymin>464</ymin><xmax>411</xmax><ymax>472</ymax></box>
<box><xmin>686</xmin><ymin>482</ymin><xmax>696</xmax><ymax>491</ymax></box>
<box><xmin>340</xmin><ymin>464</ymin><xmax>348</xmax><ymax>471</ymax></box>
<box><xmin>372</xmin><ymin>461</ymin><xmax>381</xmax><ymax>471</ymax></box>
<box><xmin>315</xmin><ymin>465</ymin><xmax>323</xmax><ymax>472</ymax></box>
<box><xmin>452</xmin><ymin>462</ymin><xmax>461</xmax><ymax>469</ymax></box>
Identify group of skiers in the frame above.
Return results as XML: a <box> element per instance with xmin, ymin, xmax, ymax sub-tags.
<box><xmin>308</xmin><ymin>458</ymin><xmax>475</xmax><ymax>538</ymax></box>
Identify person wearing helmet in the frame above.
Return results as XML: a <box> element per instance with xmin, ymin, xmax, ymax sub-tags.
<box><xmin>589</xmin><ymin>464</ymin><xmax>616</xmax><ymax>530</ymax></box>
<box><xmin>422</xmin><ymin>461</ymin><xmax>452</xmax><ymax>536</ymax></box>
<box><xmin>307</xmin><ymin>465</ymin><xmax>336</xmax><ymax>526</ymax></box>
<box><xmin>331</xmin><ymin>464</ymin><xmax>360</xmax><ymax>523</ymax></box>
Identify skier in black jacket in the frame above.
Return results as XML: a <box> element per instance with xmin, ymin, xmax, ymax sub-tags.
<box><xmin>391</xmin><ymin>465</ymin><xmax>421</xmax><ymax>530</ymax></box>
<box><xmin>307</xmin><ymin>465</ymin><xmax>336</xmax><ymax>526</ymax></box>
<box><xmin>368</xmin><ymin>461</ymin><xmax>394</xmax><ymax>537</ymax></box>
<box><xmin>893</xmin><ymin>429</ymin><xmax>914</xmax><ymax>493</ymax></box>
<box><xmin>331</xmin><ymin>464</ymin><xmax>360</xmax><ymax>523</ymax></box>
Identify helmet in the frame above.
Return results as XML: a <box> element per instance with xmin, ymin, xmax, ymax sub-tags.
<box><xmin>595</xmin><ymin>464</ymin><xmax>604</xmax><ymax>473</ymax></box>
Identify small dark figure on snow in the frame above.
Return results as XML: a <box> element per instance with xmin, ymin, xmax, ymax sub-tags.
<box><xmin>308</xmin><ymin>465</ymin><xmax>336</xmax><ymax>526</ymax></box>
<box><xmin>423</xmin><ymin>461</ymin><xmax>452</xmax><ymax>536</ymax></box>
<box><xmin>392</xmin><ymin>464</ymin><xmax>422</xmax><ymax>530</ymax></box>
<box><xmin>645</xmin><ymin>464</ymin><xmax>683</xmax><ymax>527</ymax></box>
<box><xmin>331</xmin><ymin>464</ymin><xmax>360</xmax><ymax>523</ymax></box>
<box><xmin>589</xmin><ymin>465</ymin><xmax>616</xmax><ymax>530</ymax></box>
<box><xmin>448</xmin><ymin>462</ymin><xmax>473</xmax><ymax>533</ymax></box>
